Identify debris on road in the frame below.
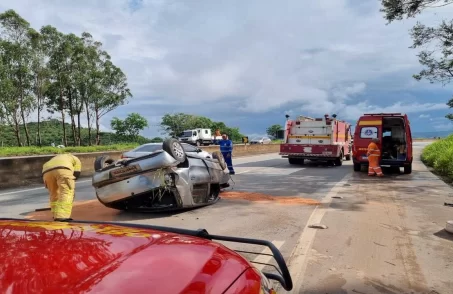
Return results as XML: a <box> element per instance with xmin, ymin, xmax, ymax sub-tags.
<box><xmin>446</xmin><ymin>220</ymin><xmax>453</xmax><ymax>234</ymax></box>
<box><xmin>385</xmin><ymin>261</ymin><xmax>396</xmax><ymax>266</ymax></box>
<box><xmin>308</xmin><ymin>224</ymin><xmax>328</xmax><ymax>229</ymax></box>
<box><xmin>221</xmin><ymin>191</ymin><xmax>320</xmax><ymax>205</ymax></box>
<box><xmin>332</xmin><ymin>196</ymin><xmax>343</xmax><ymax>199</ymax></box>
<box><xmin>373</xmin><ymin>241</ymin><xmax>386</xmax><ymax>247</ymax></box>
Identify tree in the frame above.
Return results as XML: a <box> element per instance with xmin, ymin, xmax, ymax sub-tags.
<box><xmin>28</xmin><ymin>29</ymin><xmax>50</xmax><ymax>146</ymax></box>
<box><xmin>380</xmin><ymin>0</ymin><xmax>453</xmax><ymax>121</ymax></box>
<box><xmin>266</xmin><ymin>124</ymin><xmax>282</xmax><ymax>137</ymax></box>
<box><xmin>93</xmin><ymin>59</ymin><xmax>132</xmax><ymax>145</ymax></box>
<box><xmin>0</xmin><ymin>10</ymin><xmax>134</xmax><ymax>147</ymax></box>
<box><xmin>380</xmin><ymin>0</ymin><xmax>453</xmax><ymax>23</ymax></box>
<box><xmin>0</xmin><ymin>10</ymin><xmax>35</xmax><ymax>146</ymax></box>
<box><xmin>111</xmin><ymin>113</ymin><xmax>148</xmax><ymax>141</ymax></box>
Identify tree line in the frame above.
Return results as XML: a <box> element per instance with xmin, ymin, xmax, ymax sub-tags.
<box><xmin>159</xmin><ymin>113</ymin><xmax>245</xmax><ymax>142</ymax></box>
<box><xmin>0</xmin><ymin>9</ymin><xmax>131</xmax><ymax>147</ymax></box>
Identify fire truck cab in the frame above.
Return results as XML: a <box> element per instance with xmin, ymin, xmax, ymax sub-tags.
<box><xmin>352</xmin><ymin>113</ymin><xmax>413</xmax><ymax>174</ymax></box>
<box><xmin>279</xmin><ymin>114</ymin><xmax>352</xmax><ymax>166</ymax></box>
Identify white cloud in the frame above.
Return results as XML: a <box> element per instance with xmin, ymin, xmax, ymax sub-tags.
<box><xmin>2</xmin><ymin>0</ymin><xmax>453</xmax><ymax>134</ymax></box>
<box><xmin>419</xmin><ymin>114</ymin><xmax>431</xmax><ymax>118</ymax></box>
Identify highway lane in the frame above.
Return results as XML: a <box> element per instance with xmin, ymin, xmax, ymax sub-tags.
<box><xmin>2</xmin><ymin>141</ymin><xmax>452</xmax><ymax>293</ymax></box>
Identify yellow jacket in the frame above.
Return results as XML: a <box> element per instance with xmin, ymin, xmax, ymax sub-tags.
<box><xmin>42</xmin><ymin>154</ymin><xmax>82</xmax><ymax>175</ymax></box>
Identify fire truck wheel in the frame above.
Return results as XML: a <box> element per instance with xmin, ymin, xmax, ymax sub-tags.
<box><xmin>353</xmin><ymin>163</ymin><xmax>361</xmax><ymax>172</ymax></box>
<box><xmin>345</xmin><ymin>154</ymin><xmax>351</xmax><ymax>161</ymax></box>
<box><xmin>288</xmin><ymin>158</ymin><xmax>301</xmax><ymax>165</ymax></box>
<box><xmin>334</xmin><ymin>152</ymin><xmax>343</xmax><ymax>166</ymax></box>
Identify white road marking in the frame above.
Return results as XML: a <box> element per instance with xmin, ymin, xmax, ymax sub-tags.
<box><xmin>235</xmin><ymin>170</ymin><xmax>252</xmax><ymax>175</ymax></box>
<box><xmin>252</xmin><ymin>240</ymin><xmax>285</xmax><ymax>271</ymax></box>
<box><xmin>286</xmin><ymin>173</ymin><xmax>352</xmax><ymax>294</ymax></box>
<box><xmin>0</xmin><ymin>179</ymin><xmax>92</xmax><ymax>196</ymax></box>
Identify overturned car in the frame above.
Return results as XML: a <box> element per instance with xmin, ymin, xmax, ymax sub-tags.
<box><xmin>92</xmin><ymin>138</ymin><xmax>231</xmax><ymax>211</ymax></box>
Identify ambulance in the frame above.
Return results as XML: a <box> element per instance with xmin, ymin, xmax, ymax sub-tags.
<box><xmin>352</xmin><ymin>113</ymin><xmax>413</xmax><ymax>174</ymax></box>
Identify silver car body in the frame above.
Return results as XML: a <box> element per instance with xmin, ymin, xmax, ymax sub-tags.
<box><xmin>250</xmin><ymin>137</ymin><xmax>272</xmax><ymax>144</ymax></box>
<box><xmin>122</xmin><ymin>143</ymin><xmax>212</xmax><ymax>159</ymax></box>
<box><xmin>92</xmin><ymin>148</ymin><xmax>230</xmax><ymax>211</ymax></box>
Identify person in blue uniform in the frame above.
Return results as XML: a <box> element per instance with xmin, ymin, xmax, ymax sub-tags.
<box><xmin>219</xmin><ymin>134</ymin><xmax>235</xmax><ymax>175</ymax></box>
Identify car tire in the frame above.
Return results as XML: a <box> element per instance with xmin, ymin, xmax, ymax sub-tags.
<box><xmin>212</xmin><ymin>151</ymin><xmax>227</xmax><ymax>170</ymax></box>
<box><xmin>163</xmin><ymin>138</ymin><xmax>187</xmax><ymax>163</ymax></box>
<box><xmin>94</xmin><ymin>155</ymin><xmax>115</xmax><ymax>171</ymax></box>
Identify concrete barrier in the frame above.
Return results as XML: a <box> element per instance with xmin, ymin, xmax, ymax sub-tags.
<box><xmin>0</xmin><ymin>143</ymin><xmax>280</xmax><ymax>189</ymax></box>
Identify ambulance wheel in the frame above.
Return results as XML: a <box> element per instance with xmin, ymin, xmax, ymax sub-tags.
<box><xmin>404</xmin><ymin>163</ymin><xmax>412</xmax><ymax>174</ymax></box>
<box><xmin>353</xmin><ymin>163</ymin><xmax>361</xmax><ymax>172</ymax></box>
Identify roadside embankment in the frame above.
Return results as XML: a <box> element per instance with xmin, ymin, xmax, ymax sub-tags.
<box><xmin>421</xmin><ymin>135</ymin><xmax>453</xmax><ymax>182</ymax></box>
<box><xmin>0</xmin><ymin>143</ymin><xmax>280</xmax><ymax>189</ymax></box>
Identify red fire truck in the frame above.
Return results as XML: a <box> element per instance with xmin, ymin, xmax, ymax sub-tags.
<box><xmin>279</xmin><ymin>114</ymin><xmax>353</xmax><ymax>166</ymax></box>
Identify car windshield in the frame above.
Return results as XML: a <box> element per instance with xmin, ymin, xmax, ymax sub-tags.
<box><xmin>179</xmin><ymin>131</ymin><xmax>193</xmax><ymax>137</ymax></box>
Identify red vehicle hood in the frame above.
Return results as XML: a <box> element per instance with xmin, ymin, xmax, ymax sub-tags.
<box><xmin>0</xmin><ymin>220</ymin><xmax>252</xmax><ymax>293</ymax></box>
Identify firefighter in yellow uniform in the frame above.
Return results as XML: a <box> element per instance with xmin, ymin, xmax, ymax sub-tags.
<box><xmin>42</xmin><ymin>154</ymin><xmax>82</xmax><ymax>221</ymax></box>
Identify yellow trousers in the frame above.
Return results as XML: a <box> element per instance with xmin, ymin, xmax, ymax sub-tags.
<box><xmin>42</xmin><ymin>168</ymin><xmax>76</xmax><ymax>219</ymax></box>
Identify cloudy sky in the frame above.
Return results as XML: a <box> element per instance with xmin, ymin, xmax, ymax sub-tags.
<box><xmin>2</xmin><ymin>0</ymin><xmax>453</xmax><ymax>137</ymax></box>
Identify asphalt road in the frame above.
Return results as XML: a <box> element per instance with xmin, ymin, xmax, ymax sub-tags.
<box><xmin>1</xmin><ymin>141</ymin><xmax>452</xmax><ymax>293</ymax></box>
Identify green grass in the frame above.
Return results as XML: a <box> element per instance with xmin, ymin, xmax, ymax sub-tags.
<box><xmin>421</xmin><ymin>134</ymin><xmax>453</xmax><ymax>181</ymax></box>
<box><xmin>0</xmin><ymin>144</ymin><xmax>140</xmax><ymax>157</ymax></box>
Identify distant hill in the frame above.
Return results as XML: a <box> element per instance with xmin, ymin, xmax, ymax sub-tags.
<box><xmin>0</xmin><ymin>119</ymin><xmax>160</xmax><ymax>147</ymax></box>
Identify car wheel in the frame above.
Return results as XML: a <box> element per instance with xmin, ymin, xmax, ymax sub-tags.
<box><xmin>94</xmin><ymin>155</ymin><xmax>115</xmax><ymax>171</ymax></box>
<box><xmin>404</xmin><ymin>163</ymin><xmax>412</xmax><ymax>174</ymax></box>
<box><xmin>212</xmin><ymin>151</ymin><xmax>227</xmax><ymax>170</ymax></box>
<box><xmin>163</xmin><ymin>138</ymin><xmax>187</xmax><ymax>163</ymax></box>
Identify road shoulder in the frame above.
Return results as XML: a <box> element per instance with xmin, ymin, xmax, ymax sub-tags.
<box><xmin>297</xmin><ymin>154</ymin><xmax>453</xmax><ymax>293</ymax></box>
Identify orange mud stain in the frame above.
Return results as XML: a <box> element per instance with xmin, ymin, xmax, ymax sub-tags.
<box><xmin>26</xmin><ymin>200</ymin><xmax>120</xmax><ymax>222</ymax></box>
<box><xmin>220</xmin><ymin>191</ymin><xmax>320</xmax><ymax>205</ymax></box>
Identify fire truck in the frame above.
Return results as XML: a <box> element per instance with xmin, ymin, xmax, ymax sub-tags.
<box><xmin>279</xmin><ymin>114</ymin><xmax>352</xmax><ymax>166</ymax></box>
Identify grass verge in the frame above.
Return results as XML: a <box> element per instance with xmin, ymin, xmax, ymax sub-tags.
<box><xmin>421</xmin><ymin>135</ymin><xmax>453</xmax><ymax>182</ymax></box>
<box><xmin>0</xmin><ymin>144</ymin><xmax>140</xmax><ymax>157</ymax></box>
